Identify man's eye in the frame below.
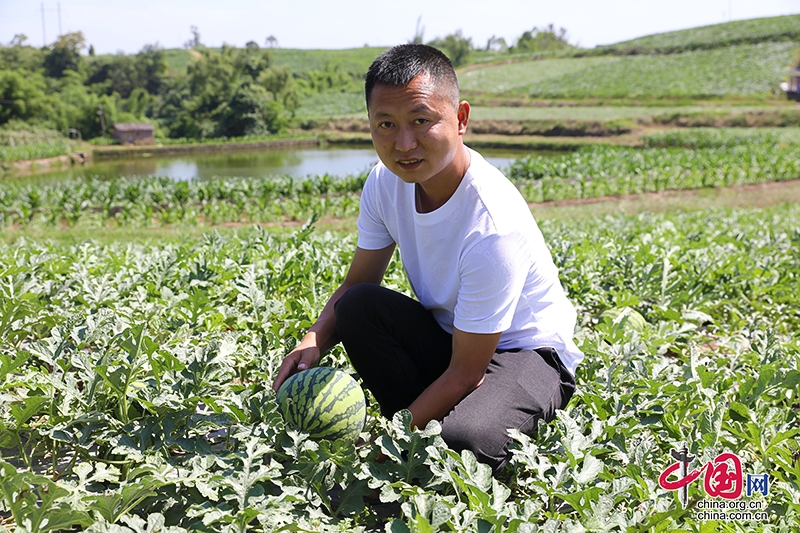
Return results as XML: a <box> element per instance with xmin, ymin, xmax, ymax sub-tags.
<box><xmin>379</xmin><ymin>122</ymin><xmax>393</xmax><ymax>129</ymax></box>
<box><xmin>414</xmin><ymin>118</ymin><xmax>428</xmax><ymax>125</ymax></box>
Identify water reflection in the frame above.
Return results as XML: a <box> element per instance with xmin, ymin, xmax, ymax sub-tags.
<box><xmin>18</xmin><ymin>145</ymin><xmax>526</xmax><ymax>183</ymax></box>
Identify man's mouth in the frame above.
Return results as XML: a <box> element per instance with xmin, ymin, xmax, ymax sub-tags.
<box><xmin>398</xmin><ymin>159</ymin><xmax>422</xmax><ymax>167</ymax></box>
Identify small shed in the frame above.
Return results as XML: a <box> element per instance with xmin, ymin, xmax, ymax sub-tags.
<box><xmin>787</xmin><ymin>69</ymin><xmax>800</xmax><ymax>102</ymax></box>
<box><xmin>112</xmin><ymin>123</ymin><xmax>155</xmax><ymax>145</ymax></box>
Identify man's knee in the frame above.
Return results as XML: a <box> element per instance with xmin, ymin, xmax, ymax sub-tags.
<box><xmin>441</xmin><ymin>414</ymin><xmax>518</xmax><ymax>474</ymax></box>
<box><xmin>334</xmin><ymin>283</ymin><xmax>381</xmax><ymax>336</ymax></box>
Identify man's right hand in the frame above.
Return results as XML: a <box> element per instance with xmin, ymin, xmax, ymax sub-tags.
<box><xmin>272</xmin><ymin>339</ymin><xmax>321</xmax><ymax>393</ymax></box>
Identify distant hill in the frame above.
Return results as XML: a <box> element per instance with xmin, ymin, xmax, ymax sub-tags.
<box><xmin>459</xmin><ymin>15</ymin><xmax>800</xmax><ymax>99</ymax></box>
<box><xmin>589</xmin><ymin>14</ymin><xmax>800</xmax><ymax>55</ymax></box>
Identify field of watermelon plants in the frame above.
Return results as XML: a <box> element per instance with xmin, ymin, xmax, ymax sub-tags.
<box><xmin>1</xmin><ymin>196</ymin><xmax>799</xmax><ymax>531</ymax></box>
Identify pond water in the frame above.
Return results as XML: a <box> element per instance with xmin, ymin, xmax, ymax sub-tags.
<box><xmin>22</xmin><ymin>145</ymin><xmax>531</xmax><ymax>183</ymax></box>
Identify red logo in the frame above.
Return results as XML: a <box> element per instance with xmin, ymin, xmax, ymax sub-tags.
<box><xmin>660</xmin><ymin>451</ymin><xmax>743</xmax><ymax>499</ymax></box>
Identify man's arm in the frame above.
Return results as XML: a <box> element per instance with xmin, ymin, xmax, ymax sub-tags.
<box><xmin>406</xmin><ymin>328</ymin><xmax>502</xmax><ymax>429</ymax></box>
<box><xmin>272</xmin><ymin>244</ymin><xmax>396</xmax><ymax>392</ymax></box>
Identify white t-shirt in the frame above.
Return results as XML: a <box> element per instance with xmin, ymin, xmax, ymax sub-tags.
<box><xmin>357</xmin><ymin>148</ymin><xmax>584</xmax><ymax>375</ymax></box>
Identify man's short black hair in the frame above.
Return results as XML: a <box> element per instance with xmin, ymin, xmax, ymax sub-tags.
<box><xmin>365</xmin><ymin>44</ymin><xmax>460</xmax><ymax>111</ymax></box>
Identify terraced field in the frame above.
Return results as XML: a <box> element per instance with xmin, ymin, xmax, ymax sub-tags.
<box><xmin>460</xmin><ymin>42</ymin><xmax>797</xmax><ymax>97</ymax></box>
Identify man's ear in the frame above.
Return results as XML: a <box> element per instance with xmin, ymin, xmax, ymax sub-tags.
<box><xmin>457</xmin><ymin>101</ymin><xmax>470</xmax><ymax>135</ymax></box>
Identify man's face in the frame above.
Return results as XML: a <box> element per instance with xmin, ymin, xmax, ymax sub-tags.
<box><xmin>367</xmin><ymin>74</ymin><xmax>469</xmax><ymax>188</ymax></box>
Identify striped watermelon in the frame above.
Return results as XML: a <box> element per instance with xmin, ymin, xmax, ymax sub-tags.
<box><xmin>600</xmin><ymin>307</ymin><xmax>647</xmax><ymax>330</ymax></box>
<box><xmin>276</xmin><ymin>366</ymin><xmax>366</xmax><ymax>441</ymax></box>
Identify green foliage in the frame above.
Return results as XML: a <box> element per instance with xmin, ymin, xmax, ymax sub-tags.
<box><xmin>0</xmin><ymin>39</ymin><xmax>47</xmax><ymax>72</ymax></box>
<box><xmin>43</xmin><ymin>31</ymin><xmax>86</xmax><ymax>78</ymax></box>
<box><xmin>508</xmin><ymin>142</ymin><xmax>800</xmax><ymax>202</ymax></box>
<box><xmin>0</xmin><ymin>127</ymin><xmax>73</xmax><ymax>163</ymax></box>
<box><xmin>86</xmin><ymin>44</ymin><xmax>170</xmax><ymax>98</ymax></box>
<box><xmin>157</xmin><ymin>45</ymin><xmax>297</xmax><ymax>139</ymax></box>
<box><xmin>0</xmin><ymin>205</ymin><xmax>798</xmax><ymax>531</ymax></box>
<box><xmin>428</xmin><ymin>30</ymin><xmax>473</xmax><ymax>67</ymax></box>
<box><xmin>512</xmin><ymin>24</ymin><xmax>573</xmax><ymax>54</ymax></box>
<box><xmin>640</xmin><ymin>128</ymin><xmax>783</xmax><ymax>148</ymax></box>
<box><xmin>0</xmin><ymin>70</ymin><xmax>57</xmax><ymax>126</ymax></box>
<box><xmin>0</xmin><ymin>172</ymin><xmax>367</xmax><ymax>228</ymax></box>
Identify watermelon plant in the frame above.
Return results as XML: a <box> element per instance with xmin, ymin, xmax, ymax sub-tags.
<box><xmin>0</xmin><ymin>204</ymin><xmax>798</xmax><ymax>531</ymax></box>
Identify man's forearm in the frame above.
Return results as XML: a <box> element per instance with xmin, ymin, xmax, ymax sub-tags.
<box><xmin>303</xmin><ymin>282</ymin><xmax>353</xmax><ymax>353</ymax></box>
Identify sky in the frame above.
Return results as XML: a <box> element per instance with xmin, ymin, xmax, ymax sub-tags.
<box><xmin>1</xmin><ymin>0</ymin><xmax>799</xmax><ymax>54</ymax></box>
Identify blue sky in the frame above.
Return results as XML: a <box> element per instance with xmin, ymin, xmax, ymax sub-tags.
<box><xmin>1</xmin><ymin>0</ymin><xmax>799</xmax><ymax>54</ymax></box>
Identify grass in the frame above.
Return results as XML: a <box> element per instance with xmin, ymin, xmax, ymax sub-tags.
<box><xmin>459</xmin><ymin>42</ymin><xmax>797</xmax><ymax>97</ymax></box>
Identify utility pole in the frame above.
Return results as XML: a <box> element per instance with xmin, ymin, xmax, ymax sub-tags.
<box><xmin>98</xmin><ymin>104</ymin><xmax>106</xmax><ymax>140</ymax></box>
<box><xmin>41</xmin><ymin>3</ymin><xmax>46</xmax><ymax>46</ymax></box>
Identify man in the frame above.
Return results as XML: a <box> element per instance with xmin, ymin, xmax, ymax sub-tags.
<box><xmin>273</xmin><ymin>44</ymin><xmax>582</xmax><ymax>474</ymax></box>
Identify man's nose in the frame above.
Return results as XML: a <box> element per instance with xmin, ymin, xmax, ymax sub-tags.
<box><xmin>395</xmin><ymin>125</ymin><xmax>418</xmax><ymax>152</ymax></box>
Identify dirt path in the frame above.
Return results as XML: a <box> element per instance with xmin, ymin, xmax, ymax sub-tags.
<box><xmin>528</xmin><ymin>178</ymin><xmax>800</xmax><ymax>220</ymax></box>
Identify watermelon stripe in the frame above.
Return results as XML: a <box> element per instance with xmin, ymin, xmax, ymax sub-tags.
<box><xmin>276</xmin><ymin>367</ymin><xmax>365</xmax><ymax>441</ymax></box>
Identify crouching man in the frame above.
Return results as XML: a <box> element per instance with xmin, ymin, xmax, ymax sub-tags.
<box><xmin>273</xmin><ymin>44</ymin><xmax>583</xmax><ymax>475</ymax></box>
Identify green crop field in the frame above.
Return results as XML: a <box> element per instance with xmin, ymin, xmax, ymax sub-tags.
<box><xmin>1</xmin><ymin>202</ymin><xmax>798</xmax><ymax>532</ymax></box>
<box><xmin>460</xmin><ymin>42</ymin><xmax>797</xmax><ymax>98</ymax></box>
<box><xmin>270</xmin><ymin>47</ymin><xmax>386</xmax><ymax>76</ymax></box>
<box><xmin>294</xmin><ymin>91</ymin><xmax>366</xmax><ymax>121</ymax></box>
<box><xmin>591</xmin><ymin>14</ymin><xmax>800</xmax><ymax>54</ymax></box>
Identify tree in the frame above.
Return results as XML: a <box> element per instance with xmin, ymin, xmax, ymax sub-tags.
<box><xmin>158</xmin><ymin>44</ymin><xmax>293</xmax><ymax>139</ymax></box>
<box><xmin>0</xmin><ymin>70</ymin><xmax>54</xmax><ymax>125</ymax></box>
<box><xmin>0</xmin><ymin>40</ymin><xmax>47</xmax><ymax>72</ymax></box>
<box><xmin>265</xmin><ymin>35</ymin><xmax>278</xmax><ymax>48</ymax></box>
<box><xmin>184</xmin><ymin>26</ymin><xmax>202</xmax><ymax>49</ymax></box>
<box><xmin>428</xmin><ymin>30</ymin><xmax>472</xmax><ymax>67</ymax></box>
<box><xmin>135</xmin><ymin>44</ymin><xmax>169</xmax><ymax>95</ymax></box>
<box><xmin>513</xmin><ymin>24</ymin><xmax>572</xmax><ymax>53</ymax></box>
<box><xmin>485</xmin><ymin>35</ymin><xmax>508</xmax><ymax>52</ymax></box>
<box><xmin>43</xmin><ymin>31</ymin><xmax>86</xmax><ymax>78</ymax></box>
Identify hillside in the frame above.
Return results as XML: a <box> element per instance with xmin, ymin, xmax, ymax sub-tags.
<box><xmin>156</xmin><ymin>15</ymin><xmax>800</xmax><ymax>99</ymax></box>
<box><xmin>459</xmin><ymin>42</ymin><xmax>797</xmax><ymax>98</ymax></box>
<box><xmin>589</xmin><ymin>13</ymin><xmax>800</xmax><ymax>55</ymax></box>
<box><xmin>162</xmin><ymin>46</ymin><xmax>385</xmax><ymax>77</ymax></box>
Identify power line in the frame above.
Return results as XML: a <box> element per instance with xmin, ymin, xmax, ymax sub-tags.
<box><xmin>39</xmin><ymin>2</ymin><xmax>63</xmax><ymax>46</ymax></box>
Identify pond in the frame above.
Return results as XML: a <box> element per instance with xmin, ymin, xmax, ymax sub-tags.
<box><xmin>20</xmin><ymin>144</ymin><xmax>530</xmax><ymax>183</ymax></box>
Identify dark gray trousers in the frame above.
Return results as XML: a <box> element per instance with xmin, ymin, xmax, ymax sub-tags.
<box><xmin>334</xmin><ymin>283</ymin><xmax>575</xmax><ymax>474</ymax></box>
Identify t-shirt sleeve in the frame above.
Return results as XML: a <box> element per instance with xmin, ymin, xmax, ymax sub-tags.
<box><xmin>357</xmin><ymin>168</ymin><xmax>395</xmax><ymax>250</ymax></box>
<box><xmin>454</xmin><ymin>232</ymin><xmax>528</xmax><ymax>334</ymax></box>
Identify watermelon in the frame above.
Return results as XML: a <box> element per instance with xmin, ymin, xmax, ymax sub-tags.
<box><xmin>276</xmin><ymin>366</ymin><xmax>366</xmax><ymax>441</ymax></box>
<box><xmin>600</xmin><ymin>306</ymin><xmax>647</xmax><ymax>330</ymax></box>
